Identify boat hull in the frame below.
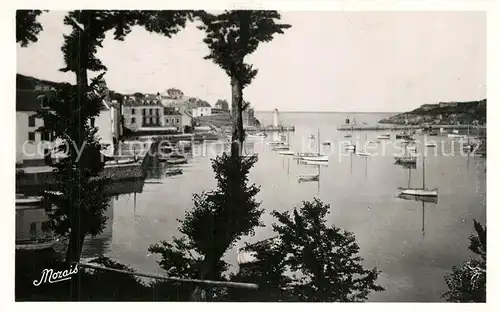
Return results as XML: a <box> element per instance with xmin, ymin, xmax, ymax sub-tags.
<box><xmin>301</xmin><ymin>156</ymin><xmax>328</xmax><ymax>162</ymax></box>
<box><xmin>399</xmin><ymin>188</ymin><xmax>438</xmax><ymax>197</ymax></box>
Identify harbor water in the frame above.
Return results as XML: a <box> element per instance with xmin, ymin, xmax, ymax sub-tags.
<box><xmin>16</xmin><ymin>112</ymin><xmax>486</xmax><ymax>302</ymax></box>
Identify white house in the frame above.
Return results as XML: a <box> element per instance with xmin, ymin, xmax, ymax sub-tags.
<box><xmin>191</xmin><ymin>105</ymin><xmax>212</xmax><ymax>118</ymax></box>
<box><xmin>16</xmin><ymin>89</ymin><xmax>119</xmax><ymax>166</ymax></box>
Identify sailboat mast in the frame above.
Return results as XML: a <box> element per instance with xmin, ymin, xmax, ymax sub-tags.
<box><xmin>317</xmin><ymin>129</ymin><xmax>320</xmax><ymax>154</ymax></box>
<box><xmin>408</xmin><ymin>166</ymin><xmax>412</xmax><ymax>188</ymax></box>
<box><xmin>422</xmin><ymin>154</ymin><xmax>425</xmax><ymax>189</ymax></box>
<box><xmin>422</xmin><ymin>201</ymin><xmax>425</xmax><ymax>240</ymax></box>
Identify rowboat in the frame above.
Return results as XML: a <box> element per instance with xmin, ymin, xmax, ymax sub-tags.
<box><xmin>425</xmin><ymin>142</ymin><xmax>437</xmax><ymax>147</ymax></box>
<box><xmin>377</xmin><ymin>134</ymin><xmax>391</xmax><ymax>140</ymax></box>
<box><xmin>301</xmin><ymin>155</ymin><xmax>328</xmax><ymax>162</ymax></box>
<box><xmin>298</xmin><ymin>173</ymin><xmax>319</xmax><ymax>182</ymax></box>
<box><xmin>322</xmin><ymin>140</ymin><xmax>331</xmax><ymax>145</ymax></box>
<box><xmin>165</xmin><ymin>168</ymin><xmax>183</xmax><ymax>176</ymax></box>
<box><xmin>278</xmin><ymin>150</ymin><xmax>295</xmax><ymax>156</ymax></box>
<box><xmin>166</xmin><ymin>157</ymin><xmax>188</xmax><ymax>165</ymax></box>
<box><xmin>356</xmin><ymin>151</ymin><xmax>371</xmax><ymax>157</ymax></box>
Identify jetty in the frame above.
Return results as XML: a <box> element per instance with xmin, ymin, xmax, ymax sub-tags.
<box><xmin>337</xmin><ymin>124</ymin><xmax>486</xmax><ymax>131</ymax></box>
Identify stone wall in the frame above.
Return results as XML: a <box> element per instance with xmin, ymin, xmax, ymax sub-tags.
<box><xmin>16</xmin><ymin>163</ymin><xmax>144</xmax><ymax>189</ymax></box>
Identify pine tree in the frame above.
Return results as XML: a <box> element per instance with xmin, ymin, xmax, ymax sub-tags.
<box><xmin>197</xmin><ymin>10</ymin><xmax>290</xmax><ymax>156</ymax></box>
<box><xmin>230</xmin><ymin>199</ymin><xmax>385</xmax><ymax>302</ymax></box>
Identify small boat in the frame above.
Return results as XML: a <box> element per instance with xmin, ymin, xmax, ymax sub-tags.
<box><xmin>16</xmin><ymin>237</ymin><xmax>59</xmax><ymax>251</ymax></box>
<box><xmin>301</xmin><ymin>155</ymin><xmax>329</xmax><ymax>162</ymax></box>
<box><xmin>16</xmin><ymin>194</ymin><xmax>43</xmax><ymax>206</ymax></box>
<box><xmin>309</xmin><ymin>134</ymin><xmax>316</xmax><ymax>139</ymax></box>
<box><xmin>272</xmin><ymin>144</ymin><xmax>291</xmax><ymax>151</ymax></box>
<box><xmin>425</xmin><ymin>142</ymin><xmax>437</xmax><ymax>147</ymax></box>
<box><xmin>165</xmin><ymin>168</ymin><xmax>183</xmax><ymax>176</ymax></box>
<box><xmin>399</xmin><ymin>188</ymin><xmax>438</xmax><ymax>197</ymax></box>
<box><xmin>345</xmin><ymin>144</ymin><xmax>356</xmax><ymax>151</ymax></box>
<box><xmin>170</xmin><ymin>153</ymin><xmax>186</xmax><ymax>159</ymax></box>
<box><xmin>267</xmin><ymin>141</ymin><xmax>284</xmax><ymax>146</ymax></box>
<box><xmin>356</xmin><ymin>151</ymin><xmax>371</xmax><ymax>157</ymax></box>
<box><xmin>398</xmin><ymin>193</ymin><xmax>438</xmax><ymax>204</ymax></box>
<box><xmin>398</xmin><ymin>151</ymin><xmax>438</xmax><ymax>198</ymax></box>
<box><xmin>247</xmin><ymin>132</ymin><xmax>267</xmax><ymax>139</ymax></box>
<box><xmin>145</xmin><ymin>179</ymin><xmax>163</xmax><ymax>184</ymax></box>
<box><xmin>344</xmin><ymin>134</ymin><xmax>352</xmax><ymax>138</ymax></box>
<box><xmin>429</xmin><ymin>130</ymin><xmax>439</xmax><ymax>136</ymax></box>
<box><xmin>278</xmin><ymin>150</ymin><xmax>295</xmax><ymax>156</ymax></box>
<box><xmin>322</xmin><ymin>140</ymin><xmax>331</xmax><ymax>145</ymax></box>
<box><xmin>166</xmin><ymin>157</ymin><xmax>188</xmax><ymax>165</ymax></box>
<box><xmin>377</xmin><ymin>134</ymin><xmax>391</xmax><ymax>140</ymax></box>
<box><xmin>298</xmin><ymin>173</ymin><xmax>319</xmax><ymax>182</ymax></box>
<box><xmin>368</xmin><ymin>140</ymin><xmax>380</xmax><ymax>144</ymax></box>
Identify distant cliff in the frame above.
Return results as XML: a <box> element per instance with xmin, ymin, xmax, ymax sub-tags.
<box><xmin>379</xmin><ymin>99</ymin><xmax>486</xmax><ymax>125</ymax></box>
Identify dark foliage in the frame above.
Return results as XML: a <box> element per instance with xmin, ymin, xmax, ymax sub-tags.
<box><xmin>149</xmin><ymin>153</ymin><xmax>263</xmax><ymax>299</ymax></box>
<box><xmin>196</xmin><ymin>10</ymin><xmax>291</xmax><ymax>153</ymax></box>
<box><xmin>16</xmin><ymin>10</ymin><xmax>45</xmax><ymax>47</ymax></box>
<box><xmin>230</xmin><ymin>199</ymin><xmax>385</xmax><ymax>302</ymax></box>
<box><xmin>443</xmin><ymin>219</ymin><xmax>486</xmax><ymax>302</ymax></box>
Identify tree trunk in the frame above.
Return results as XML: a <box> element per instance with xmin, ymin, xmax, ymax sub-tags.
<box><xmin>230</xmin><ymin>75</ymin><xmax>244</xmax><ymax>157</ymax></box>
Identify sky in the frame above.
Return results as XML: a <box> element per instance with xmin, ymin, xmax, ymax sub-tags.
<box><xmin>16</xmin><ymin>11</ymin><xmax>486</xmax><ymax>112</ymax></box>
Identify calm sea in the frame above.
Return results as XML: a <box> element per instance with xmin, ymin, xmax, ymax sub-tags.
<box><xmin>17</xmin><ymin>112</ymin><xmax>486</xmax><ymax>302</ymax></box>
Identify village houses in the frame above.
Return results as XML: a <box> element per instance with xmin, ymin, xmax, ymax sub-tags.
<box><xmin>16</xmin><ymin>81</ymin><xmax>121</xmax><ymax>166</ymax></box>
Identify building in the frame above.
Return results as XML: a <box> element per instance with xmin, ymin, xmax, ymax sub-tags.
<box><xmin>122</xmin><ymin>95</ymin><xmax>191</xmax><ymax>132</ymax></box>
<box><xmin>191</xmin><ymin>102</ymin><xmax>212</xmax><ymax>118</ymax></box>
<box><xmin>16</xmin><ymin>89</ymin><xmax>120</xmax><ymax>166</ymax></box>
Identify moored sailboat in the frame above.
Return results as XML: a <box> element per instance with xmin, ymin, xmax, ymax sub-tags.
<box><xmin>398</xmin><ymin>153</ymin><xmax>438</xmax><ymax>198</ymax></box>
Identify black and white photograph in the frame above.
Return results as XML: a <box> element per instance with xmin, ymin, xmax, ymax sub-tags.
<box><xmin>7</xmin><ymin>1</ymin><xmax>493</xmax><ymax>305</ymax></box>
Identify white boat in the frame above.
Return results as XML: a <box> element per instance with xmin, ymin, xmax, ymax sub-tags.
<box><xmin>299</xmin><ymin>130</ymin><xmax>328</xmax><ymax>162</ymax></box>
<box><xmin>301</xmin><ymin>155</ymin><xmax>329</xmax><ymax>162</ymax></box>
<box><xmin>378</xmin><ymin>134</ymin><xmax>391</xmax><ymax>140</ymax></box>
<box><xmin>398</xmin><ymin>151</ymin><xmax>438</xmax><ymax>198</ymax></box>
<box><xmin>247</xmin><ymin>132</ymin><xmax>267</xmax><ymax>139</ymax></box>
<box><xmin>298</xmin><ymin>173</ymin><xmax>319</xmax><ymax>182</ymax></box>
<box><xmin>278</xmin><ymin>150</ymin><xmax>295</xmax><ymax>156</ymax></box>
<box><xmin>425</xmin><ymin>142</ymin><xmax>437</xmax><ymax>147</ymax></box>
<box><xmin>345</xmin><ymin>144</ymin><xmax>356</xmax><ymax>151</ymax></box>
<box><xmin>399</xmin><ymin>188</ymin><xmax>438</xmax><ymax>197</ymax></box>
<box><xmin>356</xmin><ymin>151</ymin><xmax>371</xmax><ymax>157</ymax></box>
<box><xmin>368</xmin><ymin>140</ymin><xmax>380</xmax><ymax>144</ymax></box>
<box><xmin>322</xmin><ymin>140</ymin><xmax>331</xmax><ymax>145</ymax></box>
<box><xmin>16</xmin><ymin>194</ymin><xmax>43</xmax><ymax>206</ymax></box>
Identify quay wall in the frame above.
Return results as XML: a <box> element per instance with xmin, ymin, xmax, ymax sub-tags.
<box><xmin>16</xmin><ymin>163</ymin><xmax>145</xmax><ymax>190</ymax></box>
<box><xmin>337</xmin><ymin>124</ymin><xmax>487</xmax><ymax>131</ymax></box>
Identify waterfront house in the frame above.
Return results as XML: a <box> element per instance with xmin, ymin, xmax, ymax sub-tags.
<box><xmin>16</xmin><ymin>88</ymin><xmax>120</xmax><ymax>166</ymax></box>
<box><xmin>163</xmin><ymin>107</ymin><xmax>184</xmax><ymax>132</ymax></box>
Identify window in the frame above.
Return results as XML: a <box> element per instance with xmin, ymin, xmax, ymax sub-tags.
<box><xmin>90</xmin><ymin>117</ymin><xmax>95</xmax><ymax>127</ymax></box>
<box><xmin>28</xmin><ymin>132</ymin><xmax>35</xmax><ymax>141</ymax></box>
<box><xmin>165</xmin><ymin>118</ymin><xmax>169</xmax><ymax>124</ymax></box>
<box><xmin>142</xmin><ymin>117</ymin><xmax>146</xmax><ymax>125</ymax></box>
<box><xmin>131</xmin><ymin>117</ymin><xmax>136</xmax><ymax>124</ymax></box>
<box><xmin>142</xmin><ymin>108</ymin><xmax>146</xmax><ymax>115</ymax></box>
<box><xmin>148</xmin><ymin>117</ymin><xmax>152</xmax><ymax>124</ymax></box>
<box><xmin>176</xmin><ymin>118</ymin><xmax>180</xmax><ymax>124</ymax></box>
<box><xmin>30</xmin><ymin>222</ymin><xmax>37</xmax><ymax>236</ymax></box>
<box><xmin>28</xmin><ymin>115</ymin><xmax>36</xmax><ymax>127</ymax></box>
<box><xmin>40</xmin><ymin>97</ymin><xmax>49</xmax><ymax>109</ymax></box>
<box><xmin>156</xmin><ymin>109</ymin><xmax>159</xmax><ymax>116</ymax></box>
<box><xmin>164</xmin><ymin>107</ymin><xmax>168</xmax><ymax>115</ymax></box>
<box><xmin>155</xmin><ymin>117</ymin><xmax>159</xmax><ymax>124</ymax></box>
<box><xmin>149</xmin><ymin>109</ymin><xmax>153</xmax><ymax>115</ymax></box>
<box><xmin>131</xmin><ymin>108</ymin><xmax>135</xmax><ymax>115</ymax></box>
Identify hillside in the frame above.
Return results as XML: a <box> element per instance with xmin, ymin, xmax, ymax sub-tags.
<box><xmin>379</xmin><ymin>99</ymin><xmax>486</xmax><ymax>125</ymax></box>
